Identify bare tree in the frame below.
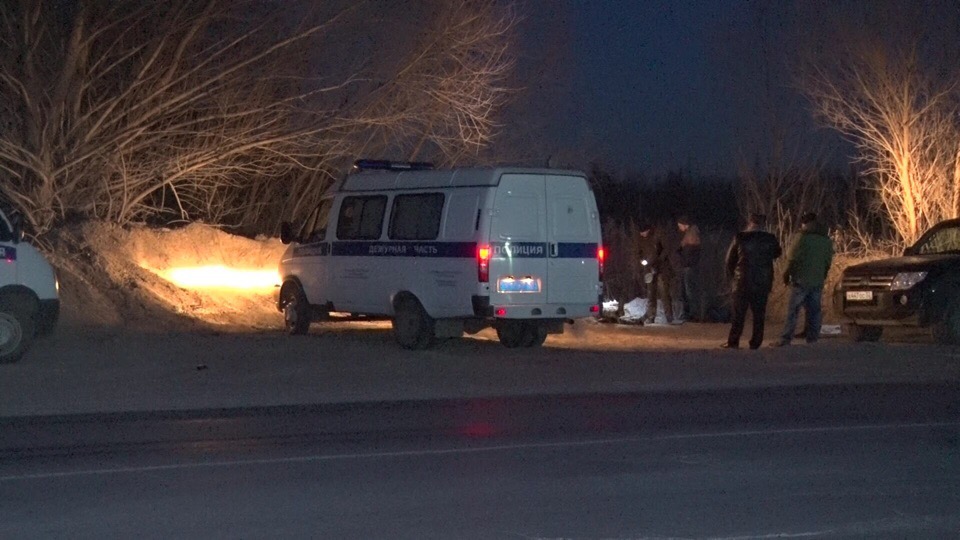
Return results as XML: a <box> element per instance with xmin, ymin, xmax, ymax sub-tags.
<box><xmin>799</xmin><ymin>13</ymin><xmax>960</xmax><ymax>246</ymax></box>
<box><xmin>803</xmin><ymin>46</ymin><xmax>959</xmax><ymax>245</ymax></box>
<box><xmin>0</xmin><ymin>0</ymin><xmax>518</xmax><ymax>236</ymax></box>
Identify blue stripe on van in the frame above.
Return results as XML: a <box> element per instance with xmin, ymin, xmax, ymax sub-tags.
<box><xmin>292</xmin><ymin>243</ymin><xmax>331</xmax><ymax>257</ymax></box>
<box><xmin>289</xmin><ymin>241</ymin><xmax>598</xmax><ymax>259</ymax></box>
<box><xmin>332</xmin><ymin>241</ymin><xmax>477</xmax><ymax>258</ymax></box>
<box><xmin>0</xmin><ymin>246</ymin><xmax>15</xmax><ymax>261</ymax></box>
<box><xmin>557</xmin><ymin>242</ymin><xmax>598</xmax><ymax>258</ymax></box>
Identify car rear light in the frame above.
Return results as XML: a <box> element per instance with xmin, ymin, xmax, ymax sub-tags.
<box><xmin>597</xmin><ymin>245</ymin><xmax>606</xmax><ymax>281</ymax></box>
<box><xmin>495</xmin><ymin>307</ymin><xmax>506</xmax><ymax>316</ymax></box>
<box><xmin>590</xmin><ymin>305</ymin><xmax>600</xmax><ymax>313</ymax></box>
<box><xmin>478</xmin><ymin>245</ymin><xmax>491</xmax><ymax>283</ymax></box>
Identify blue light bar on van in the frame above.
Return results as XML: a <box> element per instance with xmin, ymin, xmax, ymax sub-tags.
<box><xmin>353</xmin><ymin>159</ymin><xmax>434</xmax><ymax>172</ymax></box>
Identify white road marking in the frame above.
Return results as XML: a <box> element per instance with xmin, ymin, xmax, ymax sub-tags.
<box><xmin>1</xmin><ymin>421</ymin><xmax>957</xmax><ymax>482</ymax></box>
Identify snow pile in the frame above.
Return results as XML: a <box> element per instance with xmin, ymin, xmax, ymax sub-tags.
<box><xmin>48</xmin><ymin>222</ymin><xmax>286</xmax><ymax>331</ymax></box>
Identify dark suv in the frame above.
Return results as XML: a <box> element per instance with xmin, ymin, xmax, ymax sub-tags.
<box><xmin>835</xmin><ymin>219</ymin><xmax>960</xmax><ymax>343</ymax></box>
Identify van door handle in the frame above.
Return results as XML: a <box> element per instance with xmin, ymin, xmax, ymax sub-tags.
<box><xmin>549</xmin><ymin>242</ymin><xmax>558</xmax><ymax>257</ymax></box>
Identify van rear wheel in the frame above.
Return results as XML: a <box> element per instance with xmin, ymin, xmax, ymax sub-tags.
<box><xmin>393</xmin><ymin>298</ymin><xmax>436</xmax><ymax>350</ymax></box>
<box><xmin>497</xmin><ymin>320</ymin><xmax>532</xmax><ymax>348</ymax></box>
<box><xmin>522</xmin><ymin>323</ymin><xmax>548</xmax><ymax>348</ymax></box>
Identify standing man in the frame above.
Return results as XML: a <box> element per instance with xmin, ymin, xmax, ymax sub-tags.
<box><xmin>773</xmin><ymin>212</ymin><xmax>834</xmax><ymax>346</ymax></box>
<box><xmin>636</xmin><ymin>221</ymin><xmax>675</xmax><ymax>324</ymax></box>
<box><xmin>722</xmin><ymin>213</ymin><xmax>782</xmax><ymax>349</ymax></box>
<box><xmin>676</xmin><ymin>215</ymin><xmax>702</xmax><ymax>321</ymax></box>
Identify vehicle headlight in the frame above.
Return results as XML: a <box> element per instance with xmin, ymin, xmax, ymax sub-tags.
<box><xmin>890</xmin><ymin>271</ymin><xmax>927</xmax><ymax>291</ymax></box>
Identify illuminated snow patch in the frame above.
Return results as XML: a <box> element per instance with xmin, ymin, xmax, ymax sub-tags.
<box><xmin>161</xmin><ymin>265</ymin><xmax>279</xmax><ymax>290</ymax></box>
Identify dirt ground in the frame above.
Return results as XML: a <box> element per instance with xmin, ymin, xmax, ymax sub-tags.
<box><xmin>3</xmin><ymin>222</ymin><xmax>956</xmax><ymax>418</ymax></box>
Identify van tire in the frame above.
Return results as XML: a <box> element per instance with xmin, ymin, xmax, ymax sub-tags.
<box><xmin>522</xmin><ymin>323</ymin><xmax>548</xmax><ymax>348</ymax></box>
<box><xmin>393</xmin><ymin>297</ymin><xmax>436</xmax><ymax>350</ymax></box>
<box><xmin>280</xmin><ymin>284</ymin><xmax>311</xmax><ymax>335</ymax></box>
<box><xmin>496</xmin><ymin>321</ymin><xmax>527</xmax><ymax>348</ymax></box>
<box><xmin>932</xmin><ymin>300</ymin><xmax>960</xmax><ymax>344</ymax></box>
<box><xmin>849</xmin><ymin>324</ymin><xmax>882</xmax><ymax>342</ymax></box>
<box><xmin>0</xmin><ymin>298</ymin><xmax>37</xmax><ymax>364</ymax></box>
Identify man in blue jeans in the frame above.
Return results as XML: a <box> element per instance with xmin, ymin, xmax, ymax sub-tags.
<box><xmin>772</xmin><ymin>212</ymin><xmax>834</xmax><ymax>346</ymax></box>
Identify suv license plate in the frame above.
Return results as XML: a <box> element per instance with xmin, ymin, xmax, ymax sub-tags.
<box><xmin>846</xmin><ymin>290</ymin><xmax>874</xmax><ymax>301</ymax></box>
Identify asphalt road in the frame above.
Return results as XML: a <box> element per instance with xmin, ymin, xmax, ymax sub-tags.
<box><xmin>3</xmin><ymin>383</ymin><xmax>959</xmax><ymax>539</ymax></box>
<box><xmin>4</xmin><ymin>321</ymin><xmax>960</xmax><ymax>417</ymax></box>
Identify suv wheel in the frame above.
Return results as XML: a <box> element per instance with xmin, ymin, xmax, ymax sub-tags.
<box><xmin>280</xmin><ymin>284</ymin><xmax>311</xmax><ymax>335</ymax></box>
<box><xmin>849</xmin><ymin>324</ymin><xmax>883</xmax><ymax>342</ymax></box>
<box><xmin>393</xmin><ymin>297</ymin><xmax>436</xmax><ymax>350</ymax></box>
<box><xmin>932</xmin><ymin>300</ymin><xmax>960</xmax><ymax>345</ymax></box>
<box><xmin>0</xmin><ymin>297</ymin><xmax>37</xmax><ymax>364</ymax></box>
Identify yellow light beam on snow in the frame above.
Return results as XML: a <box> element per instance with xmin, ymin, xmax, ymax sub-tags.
<box><xmin>161</xmin><ymin>265</ymin><xmax>279</xmax><ymax>290</ymax></box>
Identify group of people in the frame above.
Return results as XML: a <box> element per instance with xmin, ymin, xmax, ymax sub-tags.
<box><xmin>620</xmin><ymin>211</ymin><xmax>835</xmax><ymax>350</ymax></box>
<box><xmin>632</xmin><ymin>214</ymin><xmax>702</xmax><ymax>324</ymax></box>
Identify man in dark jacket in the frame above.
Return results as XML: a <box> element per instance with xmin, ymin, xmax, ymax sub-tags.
<box><xmin>636</xmin><ymin>221</ymin><xmax>674</xmax><ymax>323</ymax></box>
<box><xmin>722</xmin><ymin>213</ymin><xmax>782</xmax><ymax>349</ymax></box>
<box><xmin>772</xmin><ymin>212</ymin><xmax>834</xmax><ymax>346</ymax></box>
<box><xmin>676</xmin><ymin>214</ymin><xmax>702</xmax><ymax>321</ymax></box>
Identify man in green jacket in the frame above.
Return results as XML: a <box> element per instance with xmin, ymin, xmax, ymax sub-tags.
<box><xmin>772</xmin><ymin>212</ymin><xmax>834</xmax><ymax>346</ymax></box>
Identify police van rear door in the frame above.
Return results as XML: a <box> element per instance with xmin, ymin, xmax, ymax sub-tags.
<box><xmin>488</xmin><ymin>174</ymin><xmax>548</xmax><ymax>308</ymax></box>
<box><xmin>545</xmin><ymin>174</ymin><xmax>600</xmax><ymax>305</ymax></box>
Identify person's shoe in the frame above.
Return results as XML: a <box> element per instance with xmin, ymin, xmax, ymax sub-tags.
<box><xmin>749</xmin><ymin>343</ymin><xmax>762</xmax><ymax>350</ymax></box>
<box><xmin>769</xmin><ymin>339</ymin><xmax>790</xmax><ymax>348</ymax></box>
<box><xmin>643</xmin><ymin>316</ymin><xmax>655</xmax><ymax>324</ymax></box>
<box><xmin>719</xmin><ymin>342</ymin><xmax>739</xmax><ymax>349</ymax></box>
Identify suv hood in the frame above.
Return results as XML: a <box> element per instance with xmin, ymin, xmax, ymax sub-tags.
<box><xmin>844</xmin><ymin>254</ymin><xmax>960</xmax><ymax>275</ymax></box>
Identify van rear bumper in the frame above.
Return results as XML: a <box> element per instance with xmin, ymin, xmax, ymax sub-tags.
<box><xmin>472</xmin><ymin>295</ymin><xmax>598</xmax><ymax>319</ymax></box>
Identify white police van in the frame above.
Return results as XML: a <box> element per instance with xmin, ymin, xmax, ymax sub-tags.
<box><xmin>277</xmin><ymin>160</ymin><xmax>604</xmax><ymax>349</ymax></box>
<box><xmin>0</xmin><ymin>209</ymin><xmax>60</xmax><ymax>363</ymax></box>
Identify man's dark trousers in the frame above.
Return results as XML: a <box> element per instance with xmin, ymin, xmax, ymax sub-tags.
<box><xmin>727</xmin><ymin>287</ymin><xmax>769</xmax><ymax>349</ymax></box>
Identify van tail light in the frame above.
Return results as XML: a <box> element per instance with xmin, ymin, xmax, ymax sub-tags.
<box><xmin>478</xmin><ymin>245</ymin><xmax>491</xmax><ymax>283</ymax></box>
<box><xmin>597</xmin><ymin>245</ymin><xmax>606</xmax><ymax>281</ymax></box>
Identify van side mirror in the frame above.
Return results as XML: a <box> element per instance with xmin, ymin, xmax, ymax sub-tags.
<box><xmin>280</xmin><ymin>221</ymin><xmax>296</xmax><ymax>245</ymax></box>
<box><xmin>10</xmin><ymin>213</ymin><xmax>23</xmax><ymax>244</ymax></box>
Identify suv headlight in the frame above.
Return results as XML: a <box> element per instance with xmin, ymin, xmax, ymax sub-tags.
<box><xmin>890</xmin><ymin>271</ymin><xmax>927</xmax><ymax>291</ymax></box>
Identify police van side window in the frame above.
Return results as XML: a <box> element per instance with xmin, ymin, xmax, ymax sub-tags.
<box><xmin>0</xmin><ymin>217</ymin><xmax>10</xmax><ymax>242</ymax></box>
<box><xmin>305</xmin><ymin>199</ymin><xmax>333</xmax><ymax>243</ymax></box>
<box><xmin>337</xmin><ymin>196</ymin><xmax>387</xmax><ymax>240</ymax></box>
<box><xmin>389</xmin><ymin>193</ymin><xmax>444</xmax><ymax>241</ymax></box>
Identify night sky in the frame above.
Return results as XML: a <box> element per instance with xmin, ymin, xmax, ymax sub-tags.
<box><xmin>564</xmin><ymin>0</ymin><xmax>745</xmax><ymax>175</ymax></box>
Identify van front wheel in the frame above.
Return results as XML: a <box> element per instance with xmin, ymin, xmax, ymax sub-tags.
<box><xmin>280</xmin><ymin>284</ymin><xmax>311</xmax><ymax>335</ymax></box>
<box><xmin>0</xmin><ymin>301</ymin><xmax>36</xmax><ymax>364</ymax></box>
<box><xmin>393</xmin><ymin>298</ymin><xmax>436</xmax><ymax>350</ymax></box>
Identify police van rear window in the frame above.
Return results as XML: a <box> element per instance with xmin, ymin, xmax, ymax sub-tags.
<box><xmin>337</xmin><ymin>196</ymin><xmax>387</xmax><ymax>240</ymax></box>
<box><xmin>389</xmin><ymin>193</ymin><xmax>444</xmax><ymax>241</ymax></box>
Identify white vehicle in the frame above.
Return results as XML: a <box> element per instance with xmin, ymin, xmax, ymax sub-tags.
<box><xmin>0</xmin><ymin>209</ymin><xmax>59</xmax><ymax>363</ymax></box>
<box><xmin>278</xmin><ymin>160</ymin><xmax>605</xmax><ymax>349</ymax></box>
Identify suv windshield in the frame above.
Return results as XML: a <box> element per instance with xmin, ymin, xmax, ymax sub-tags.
<box><xmin>916</xmin><ymin>224</ymin><xmax>960</xmax><ymax>255</ymax></box>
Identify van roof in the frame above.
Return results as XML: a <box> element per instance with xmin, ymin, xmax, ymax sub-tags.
<box><xmin>336</xmin><ymin>167</ymin><xmax>586</xmax><ymax>192</ymax></box>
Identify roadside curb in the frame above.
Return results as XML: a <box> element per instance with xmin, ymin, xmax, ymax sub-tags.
<box><xmin>3</xmin><ymin>382</ymin><xmax>959</xmax><ymax>455</ymax></box>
